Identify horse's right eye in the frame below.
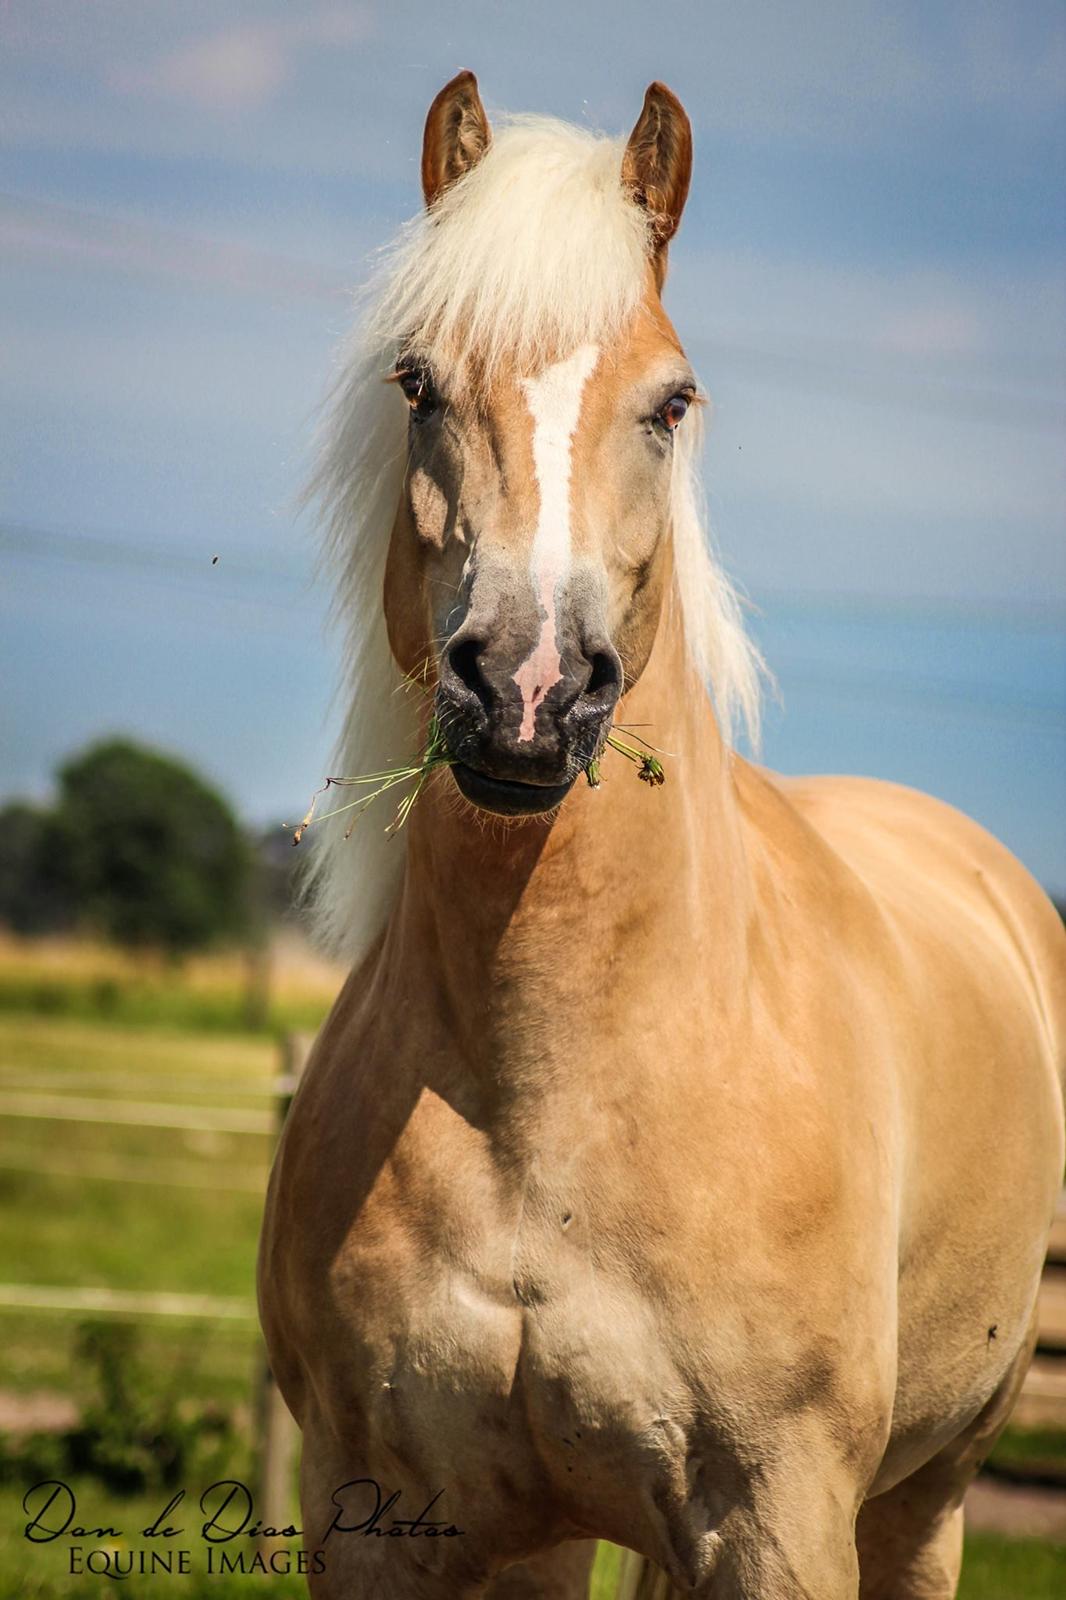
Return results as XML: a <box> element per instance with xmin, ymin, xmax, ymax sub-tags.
<box><xmin>398</xmin><ymin>367</ymin><xmax>438</xmax><ymax>421</ymax></box>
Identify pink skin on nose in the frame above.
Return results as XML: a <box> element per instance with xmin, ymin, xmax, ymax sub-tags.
<box><xmin>512</xmin><ymin>344</ymin><xmax>600</xmax><ymax>743</ymax></box>
<box><xmin>513</xmin><ymin>566</ymin><xmax>563</xmax><ymax>742</ymax></box>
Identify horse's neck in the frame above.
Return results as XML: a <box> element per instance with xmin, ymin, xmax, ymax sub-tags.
<box><xmin>386</xmin><ymin>601</ymin><xmax>752</xmax><ymax>1075</ymax></box>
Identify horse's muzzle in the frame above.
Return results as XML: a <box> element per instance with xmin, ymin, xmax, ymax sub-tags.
<box><xmin>436</xmin><ymin>623</ymin><xmax>622</xmax><ymax>816</ymax></box>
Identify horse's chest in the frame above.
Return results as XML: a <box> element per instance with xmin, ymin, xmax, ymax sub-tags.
<box><xmin>347</xmin><ymin>1224</ymin><xmax>686</xmax><ymax>1517</ymax></box>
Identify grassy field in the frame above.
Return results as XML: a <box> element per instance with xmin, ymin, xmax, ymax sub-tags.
<box><xmin>957</xmin><ymin>1532</ymin><xmax>1066</xmax><ymax>1597</ymax></box>
<box><xmin>0</xmin><ymin>1009</ymin><xmax>275</xmax><ymax>1424</ymax></box>
<box><xmin>0</xmin><ymin>961</ymin><xmax>308</xmax><ymax>1594</ymax></box>
<box><xmin>0</xmin><ymin>1016</ymin><xmax>273</xmax><ymax>1284</ymax></box>
<box><xmin>0</xmin><ymin>932</ymin><xmax>340</xmax><ymax>1037</ymax></box>
<box><xmin>0</xmin><ymin>941</ymin><xmax>1064</xmax><ymax>1596</ymax></box>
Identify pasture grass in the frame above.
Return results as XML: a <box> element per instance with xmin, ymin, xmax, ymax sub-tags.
<box><xmin>0</xmin><ymin>933</ymin><xmax>341</xmax><ymax>1037</ymax></box>
<box><xmin>0</xmin><ymin>1165</ymin><xmax>264</xmax><ymax>1299</ymax></box>
<box><xmin>0</xmin><ymin>1005</ymin><xmax>278</xmax><ymax>1591</ymax></box>
<box><xmin>0</xmin><ymin>1314</ymin><xmax>258</xmax><ymax>1408</ymax></box>
<box><xmin>988</xmin><ymin>1423</ymin><xmax>1066</xmax><ymax>1480</ymax></box>
<box><xmin>288</xmin><ymin>718</ymin><xmax>668</xmax><ymax>849</ymax></box>
<box><xmin>958</xmin><ymin>1529</ymin><xmax>1066</xmax><ymax>1596</ymax></box>
<box><xmin>589</xmin><ymin>1542</ymin><xmax>624</xmax><ymax>1597</ymax></box>
<box><xmin>0</xmin><ymin>1011</ymin><xmax>271</xmax><ymax>1407</ymax></box>
<box><xmin>0</xmin><ymin>1015</ymin><xmax>272</xmax><ymax>1305</ymax></box>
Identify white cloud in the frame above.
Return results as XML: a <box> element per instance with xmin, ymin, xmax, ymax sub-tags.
<box><xmin>111</xmin><ymin>8</ymin><xmax>373</xmax><ymax>115</ymax></box>
<box><xmin>117</xmin><ymin>27</ymin><xmax>288</xmax><ymax>113</ymax></box>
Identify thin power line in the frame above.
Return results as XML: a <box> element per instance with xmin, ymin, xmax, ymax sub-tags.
<box><xmin>0</xmin><ymin>520</ymin><xmax>302</xmax><ymax>585</ymax></box>
<box><xmin>0</xmin><ymin>520</ymin><xmax>321</xmax><ymax>624</ymax></box>
<box><xmin>4</xmin><ymin>519</ymin><xmax>1064</xmax><ymax>632</ymax></box>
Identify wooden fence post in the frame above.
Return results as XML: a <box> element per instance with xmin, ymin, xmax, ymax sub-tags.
<box><xmin>256</xmin><ymin>1030</ymin><xmax>311</xmax><ymax>1552</ymax></box>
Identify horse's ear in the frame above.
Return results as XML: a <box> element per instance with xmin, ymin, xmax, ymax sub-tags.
<box><xmin>622</xmin><ymin>82</ymin><xmax>693</xmax><ymax>267</ymax></box>
<box><xmin>421</xmin><ymin>70</ymin><xmax>491</xmax><ymax>209</ymax></box>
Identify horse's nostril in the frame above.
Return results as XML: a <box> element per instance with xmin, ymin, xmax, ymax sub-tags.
<box><xmin>447</xmin><ymin>637</ymin><xmax>488</xmax><ymax>700</ymax></box>
<box><xmin>585</xmin><ymin>649</ymin><xmax>621</xmax><ymax>699</ymax></box>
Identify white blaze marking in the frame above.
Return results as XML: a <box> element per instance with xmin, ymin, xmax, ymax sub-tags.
<box><xmin>513</xmin><ymin>343</ymin><xmax>600</xmax><ymax>742</ymax></box>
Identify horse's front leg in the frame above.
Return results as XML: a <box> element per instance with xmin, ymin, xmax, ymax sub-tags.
<box><xmin>628</xmin><ymin>1443</ymin><xmax>864</xmax><ymax>1600</ymax></box>
<box><xmin>625</xmin><ymin>1493</ymin><xmax>861</xmax><ymax>1600</ymax></box>
<box><xmin>709</xmin><ymin>1493</ymin><xmax>860</xmax><ymax>1600</ymax></box>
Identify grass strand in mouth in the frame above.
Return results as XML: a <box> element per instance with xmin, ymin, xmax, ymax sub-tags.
<box><xmin>287</xmin><ymin>718</ymin><xmax>668</xmax><ymax>845</ymax></box>
<box><xmin>287</xmin><ymin>714</ymin><xmax>454</xmax><ymax>844</ymax></box>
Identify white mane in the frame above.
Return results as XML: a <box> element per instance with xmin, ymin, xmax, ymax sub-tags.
<box><xmin>305</xmin><ymin>115</ymin><xmax>763</xmax><ymax>961</ymax></box>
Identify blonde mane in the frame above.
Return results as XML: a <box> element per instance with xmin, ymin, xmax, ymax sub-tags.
<box><xmin>306</xmin><ymin>115</ymin><xmax>763</xmax><ymax>961</ymax></box>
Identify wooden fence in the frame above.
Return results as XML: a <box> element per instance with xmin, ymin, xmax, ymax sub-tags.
<box><xmin>0</xmin><ymin>1026</ymin><xmax>311</xmax><ymax>1556</ymax></box>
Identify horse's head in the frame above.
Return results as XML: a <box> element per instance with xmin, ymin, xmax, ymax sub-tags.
<box><xmin>383</xmin><ymin>73</ymin><xmax>695</xmax><ymax>816</ymax></box>
<box><xmin>311</xmin><ymin>76</ymin><xmax>761</xmax><ymax>954</ymax></box>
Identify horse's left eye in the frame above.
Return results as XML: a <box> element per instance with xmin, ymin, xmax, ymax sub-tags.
<box><xmin>398</xmin><ymin>367</ymin><xmax>438</xmax><ymax>421</ymax></box>
<box><xmin>657</xmin><ymin>394</ymin><xmax>690</xmax><ymax>432</ymax></box>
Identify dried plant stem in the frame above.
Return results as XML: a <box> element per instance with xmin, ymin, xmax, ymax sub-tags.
<box><xmin>287</xmin><ymin>716</ymin><xmax>453</xmax><ymax>845</ymax></box>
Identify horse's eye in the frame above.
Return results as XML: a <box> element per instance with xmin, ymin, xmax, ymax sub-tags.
<box><xmin>657</xmin><ymin>393</ymin><xmax>690</xmax><ymax>432</ymax></box>
<box><xmin>398</xmin><ymin>367</ymin><xmax>438</xmax><ymax>421</ymax></box>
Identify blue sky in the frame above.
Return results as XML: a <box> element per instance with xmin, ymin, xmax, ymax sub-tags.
<box><xmin>2</xmin><ymin>3</ymin><xmax>1064</xmax><ymax>890</ymax></box>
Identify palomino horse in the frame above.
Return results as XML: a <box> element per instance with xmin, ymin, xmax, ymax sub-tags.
<box><xmin>259</xmin><ymin>74</ymin><xmax>1066</xmax><ymax>1598</ymax></box>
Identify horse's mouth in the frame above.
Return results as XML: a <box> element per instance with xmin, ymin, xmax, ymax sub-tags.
<box><xmin>451</xmin><ymin>762</ymin><xmax>576</xmax><ymax>817</ymax></box>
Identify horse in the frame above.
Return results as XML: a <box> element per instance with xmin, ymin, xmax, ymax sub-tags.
<box><xmin>258</xmin><ymin>73</ymin><xmax>1066</xmax><ymax>1599</ymax></box>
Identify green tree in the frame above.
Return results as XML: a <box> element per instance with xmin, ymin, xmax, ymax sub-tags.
<box><xmin>53</xmin><ymin>738</ymin><xmax>251</xmax><ymax>954</ymax></box>
<box><xmin>0</xmin><ymin>800</ymin><xmax>71</xmax><ymax>933</ymax></box>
